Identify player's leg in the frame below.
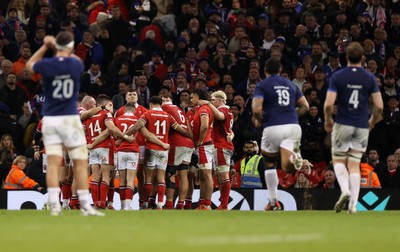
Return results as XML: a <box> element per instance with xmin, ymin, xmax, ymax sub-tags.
<box><xmin>346</xmin><ymin>127</ymin><xmax>369</xmax><ymax>214</ymax></box>
<box><xmin>165</xmin><ymin>165</ymin><xmax>177</xmax><ymax>209</ymax></box>
<box><xmin>176</xmin><ymin>162</ymin><xmax>189</xmax><ymax>209</ymax></box>
<box><xmin>46</xmin><ymin>150</ymin><xmax>63</xmax><ymax>215</ymax></box>
<box><xmin>197</xmin><ymin>145</ymin><xmax>214</xmax><ymax>210</ymax></box>
<box><xmin>261</xmin><ymin>126</ymin><xmax>281</xmax><ymax>210</ymax></box>
<box><xmin>107</xmin><ymin>168</ymin><xmax>116</xmax><ymax>210</ymax></box>
<box><xmin>280</xmin><ymin>124</ymin><xmax>304</xmax><ymax>172</ymax></box>
<box><xmin>89</xmin><ymin>149</ymin><xmax>101</xmax><ymax>207</ymax></box>
<box><xmin>117</xmin><ymin>152</ymin><xmax>127</xmax><ymax>210</ymax></box>
<box><xmin>59</xmin><ymin>161</ymin><xmax>71</xmax><ymax>209</ymax></box>
<box><xmin>154</xmin><ymin>150</ymin><xmax>168</xmax><ymax>209</ymax></box>
<box><xmin>125</xmin><ymin>153</ymin><xmax>138</xmax><ymax>210</ymax></box>
<box><xmin>137</xmin><ymin>145</ymin><xmax>146</xmax><ymax>208</ymax></box>
<box><xmin>216</xmin><ymin>148</ymin><xmax>233</xmax><ymax>210</ymax></box>
<box><xmin>347</xmin><ymin>150</ymin><xmax>362</xmax><ymax>214</ymax></box>
<box><xmin>99</xmin><ymin>164</ymin><xmax>113</xmax><ymax>209</ymax></box>
<box><xmin>331</xmin><ymin>124</ymin><xmax>352</xmax><ymax>212</ymax></box>
<box><xmin>184</xmin><ymin>153</ymin><xmax>198</xmax><ymax>209</ymax></box>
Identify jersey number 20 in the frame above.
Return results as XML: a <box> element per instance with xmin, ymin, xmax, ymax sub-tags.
<box><xmin>52</xmin><ymin>79</ymin><xmax>74</xmax><ymax>99</ymax></box>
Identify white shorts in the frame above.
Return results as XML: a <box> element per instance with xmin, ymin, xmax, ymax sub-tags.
<box><xmin>332</xmin><ymin>123</ymin><xmax>369</xmax><ymax>154</ymax></box>
<box><xmin>89</xmin><ymin>147</ymin><xmax>113</xmax><ymax>165</ymax></box>
<box><xmin>42</xmin><ymin>115</ymin><xmax>86</xmax><ymax>148</ymax></box>
<box><xmin>214</xmin><ymin>148</ymin><xmax>233</xmax><ymax>167</ymax></box>
<box><xmin>261</xmin><ymin>124</ymin><xmax>301</xmax><ymax>153</ymax></box>
<box><xmin>146</xmin><ymin>149</ymin><xmax>169</xmax><ymax>170</ymax></box>
<box><xmin>139</xmin><ymin>146</ymin><xmax>146</xmax><ymax>164</ymax></box>
<box><xmin>117</xmin><ymin>151</ymin><xmax>139</xmax><ymax>170</ymax></box>
<box><xmin>168</xmin><ymin>146</ymin><xmax>193</xmax><ymax>166</ymax></box>
<box><xmin>196</xmin><ymin>144</ymin><xmax>215</xmax><ymax>166</ymax></box>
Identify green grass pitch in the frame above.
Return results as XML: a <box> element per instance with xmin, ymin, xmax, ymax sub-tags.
<box><xmin>1</xmin><ymin>210</ymin><xmax>399</xmax><ymax>252</ymax></box>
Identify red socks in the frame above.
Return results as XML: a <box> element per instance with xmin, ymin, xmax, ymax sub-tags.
<box><xmin>219</xmin><ymin>180</ymin><xmax>231</xmax><ymax>208</ymax></box>
<box><xmin>90</xmin><ymin>181</ymin><xmax>99</xmax><ymax>206</ymax></box>
<box><xmin>99</xmin><ymin>181</ymin><xmax>109</xmax><ymax>208</ymax></box>
<box><xmin>157</xmin><ymin>183</ymin><xmax>166</xmax><ymax>203</ymax></box>
<box><xmin>125</xmin><ymin>186</ymin><xmax>134</xmax><ymax>200</ymax></box>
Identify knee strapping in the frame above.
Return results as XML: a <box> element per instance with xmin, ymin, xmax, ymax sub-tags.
<box><xmin>69</xmin><ymin>145</ymin><xmax>88</xmax><ymax>160</ymax></box>
<box><xmin>166</xmin><ymin>165</ymin><xmax>177</xmax><ymax>189</ymax></box>
<box><xmin>177</xmin><ymin>164</ymin><xmax>189</xmax><ymax>171</ymax></box>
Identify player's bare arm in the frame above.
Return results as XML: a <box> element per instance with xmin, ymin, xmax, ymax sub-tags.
<box><xmin>296</xmin><ymin>96</ymin><xmax>310</xmax><ymax>117</ymax></box>
<box><xmin>125</xmin><ymin>119</ymin><xmax>145</xmax><ymax>136</ymax></box>
<box><xmin>369</xmin><ymin>92</ymin><xmax>384</xmax><ymax>130</ymax></box>
<box><xmin>88</xmin><ymin>129</ymin><xmax>110</xmax><ymax>149</ymax></box>
<box><xmin>105</xmin><ymin>120</ymin><xmax>133</xmax><ymax>142</ymax></box>
<box><xmin>197</xmin><ymin>114</ymin><xmax>209</xmax><ymax>146</ymax></box>
<box><xmin>26</xmin><ymin>36</ymin><xmax>56</xmax><ymax>73</ymax></box>
<box><xmin>323</xmin><ymin>91</ymin><xmax>337</xmax><ymax>133</ymax></box>
<box><xmin>199</xmin><ymin>100</ymin><xmax>225</xmax><ymax>120</ymax></box>
<box><xmin>252</xmin><ymin>97</ymin><xmax>263</xmax><ymax>128</ymax></box>
<box><xmin>140</xmin><ymin>127</ymin><xmax>170</xmax><ymax>150</ymax></box>
<box><xmin>172</xmin><ymin>123</ymin><xmax>193</xmax><ymax>139</ymax></box>
<box><xmin>80</xmin><ymin>106</ymin><xmax>103</xmax><ymax>121</ymax></box>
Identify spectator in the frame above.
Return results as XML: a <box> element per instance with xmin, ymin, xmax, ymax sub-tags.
<box><xmin>240</xmin><ymin>141</ymin><xmax>264</xmax><ymax>188</ymax></box>
<box><xmin>112</xmin><ymin>80</ymin><xmax>131</xmax><ymax>112</ymax></box>
<box><xmin>130</xmin><ymin>0</ymin><xmax>158</xmax><ymax>33</ymax></box>
<box><xmin>294</xmin><ymin>171</ymin><xmax>313</xmax><ymax>188</ymax></box>
<box><xmin>75</xmin><ymin>29</ymin><xmax>104</xmax><ymax>70</ymax></box>
<box><xmin>0</xmin><ymin>72</ymin><xmax>27</xmax><ymax>120</ymax></box>
<box><xmin>3</xmin><ymin>155</ymin><xmax>42</xmax><ymax>191</ymax></box>
<box><xmin>321</xmin><ymin>170</ymin><xmax>337</xmax><ymax>189</ymax></box>
<box><xmin>0</xmin><ymin>59</ymin><xmax>13</xmax><ymax>89</ymax></box>
<box><xmin>292</xmin><ymin>67</ymin><xmax>307</xmax><ymax>90</ymax></box>
<box><xmin>106</xmin><ymin>4</ymin><xmax>131</xmax><ymax>48</ymax></box>
<box><xmin>360</xmin><ymin>154</ymin><xmax>381</xmax><ymax>188</ymax></box>
<box><xmin>367</xmin><ymin>148</ymin><xmax>386</xmax><ymax>172</ymax></box>
<box><xmin>377</xmin><ymin>154</ymin><xmax>400</xmax><ymax>188</ymax></box>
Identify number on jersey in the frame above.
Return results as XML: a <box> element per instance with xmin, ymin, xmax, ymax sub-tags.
<box><xmin>154</xmin><ymin>120</ymin><xmax>166</xmax><ymax>135</ymax></box>
<box><xmin>349</xmin><ymin>90</ymin><xmax>359</xmax><ymax>109</ymax></box>
<box><xmin>276</xmin><ymin>89</ymin><xmax>290</xmax><ymax>106</ymax></box>
<box><xmin>52</xmin><ymin>78</ymin><xmax>74</xmax><ymax>99</ymax></box>
<box><xmin>88</xmin><ymin>120</ymin><xmax>101</xmax><ymax>136</ymax></box>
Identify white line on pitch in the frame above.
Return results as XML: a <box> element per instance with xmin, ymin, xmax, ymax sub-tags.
<box><xmin>184</xmin><ymin>233</ymin><xmax>324</xmax><ymax>245</ymax></box>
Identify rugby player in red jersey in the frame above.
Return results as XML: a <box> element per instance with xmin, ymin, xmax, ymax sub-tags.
<box><xmin>126</xmin><ymin>96</ymin><xmax>191</xmax><ymax>209</ymax></box>
<box><xmin>190</xmin><ymin>89</ymin><xmax>215</xmax><ymax>210</ymax></box>
<box><xmin>161</xmin><ymin>95</ymin><xmax>194</xmax><ymax>209</ymax></box>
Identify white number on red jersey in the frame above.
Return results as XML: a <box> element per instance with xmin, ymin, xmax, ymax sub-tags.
<box><xmin>88</xmin><ymin>120</ymin><xmax>101</xmax><ymax>136</ymax></box>
<box><xmin>154</xmin><ymin>120</ymin><xmax>167</xmax><ymax>135</ymax></box>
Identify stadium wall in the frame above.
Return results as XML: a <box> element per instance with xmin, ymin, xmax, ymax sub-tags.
<box><xmin>0</xmin><ymin>189</ymin><xmax>397</xmax><ymax>211</ymax></box>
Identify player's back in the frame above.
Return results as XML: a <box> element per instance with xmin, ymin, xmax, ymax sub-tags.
<box><xmin>33</xmin><ymin>56</ymin><xmax>83</xmax><ymax>116</ymax></box>
<box><xmin>162</xmin><ymin>103</ymin><xmax>193</xmax><ymax>148</ymax></box>
<box><xmin>213</xmin><ymin>106</ymin><xmax>234</xmax><ymax>150</ymax></box>
<box><xmin>114</xmin><ymin>114</ymin><xmax>140</xmax><ymax>152</ymax></box>
<box><xmin>329</xmin><ymin>67</ymin><xmax>379</xmax><ymax>128</ymax></box>
<box><xmin>254</xmin><ymin>75</ymin><xmax>302</xmax><ymax>127</ymax></box>
<box><xmin>85</xmin><ymin>110</ymin><xmax>113</xmax><ymax>148</ymax></box>
<box><xmin>141</xmin><ymin>109</ymin><xmax>171</xmax><ymax>150</ymax></box>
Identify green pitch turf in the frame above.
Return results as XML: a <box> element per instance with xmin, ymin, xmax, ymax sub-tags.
<box><xmin>1</xmin><ymin>210</ymin><xmax>399</xmax><ymax>252</ymax></box>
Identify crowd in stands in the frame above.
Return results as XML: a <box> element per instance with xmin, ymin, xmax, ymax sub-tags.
<box><xmin>1</xmin><ymin>0</ymin><xmax>400</xmax><ymax>192</ymax></box>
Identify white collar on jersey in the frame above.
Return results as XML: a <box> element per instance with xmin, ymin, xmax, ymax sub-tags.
<box><xmin>217</xmin><ymin>105</ymin><xmax>230</xmax><ymax>109</ymax></box>
<box><xmin>163</xmin><ymin>101</ymin><xmax>173</xmax><ymax>105</ymax></box>
<box><xmin>123</xmin><ymin>113</ymin><xmax>134</xmax><ymax>116</ymax></box>
<box><xmin>152</xmin><ymin>107</ymin><xmax>163</xmax><ymax>111</ymax></box>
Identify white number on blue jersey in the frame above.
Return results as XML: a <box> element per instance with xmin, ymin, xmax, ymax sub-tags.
<box><xmin>349</xmin><ymin>90</ymin><xmax>359</xmax><ymax>109</ymax></box>
<box><xmin>52</xmin><ymin>79</ymin><xmax>74</xmax><ymax>99</ymax></box>
<box><xmin>276</xmin><ymin>89</ymin><xmax>290</xmax><ymax>106</ymax></box>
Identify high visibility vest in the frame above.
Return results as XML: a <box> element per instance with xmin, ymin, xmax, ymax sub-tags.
<box><xmin>240</xmin><ymin>155</ymin><xmax>263</xmax><ymax>188</ymax></box>
<box><xmin>3</xmin><ymin>168</ymin><xmax>25</xmax><ymax>189</ymax></box>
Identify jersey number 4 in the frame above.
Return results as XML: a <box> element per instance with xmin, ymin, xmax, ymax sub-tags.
<box><xmin>52</xmin><ymin>79</ymin><xmax>74</xmax><ymax>99</ymax></box>
<box><xmin>349</xmin><ymin>90</ymin><xmax>359</xmax><ymax>109</ymax></box>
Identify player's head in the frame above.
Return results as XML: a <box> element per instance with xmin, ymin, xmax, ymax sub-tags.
<box><xmin>149</xmin><ymin>96</ymin><xmax>163</xmax><ymax>109</ymax></box>
<box><xmin>161</xmin><ymin>94</ymin><xmax>172</xmax><ymax>104</ymax></box>
<box><xmin>211</xmin><ymin>90</ymin><xmax>227</xmax><ymax>106</ymax></box>
<box><xmin>55</xmin><ymin>31</ymin><xmax>74</xmax><ymax>53</ymax></box>
<box><xmin>264</xmin><ymin>58</ymin><xmax>281</xmax><ymax>75</ymax></box>
<box><xmin>190</xmin><ymin>88</ymin><xmax>209</xmax><ymax>106</ymax></box>
<box><xmin>96</xmin><ymin>94</ymin><xmax>111</xmax><ymax>106</ymax></box>
<box><xmin>346</xmin><ymin>42</ymin><xmax>364</xmax><ymax>64</ymax></box>
<box><xmin>125</xmin><ymin>89</ymin><xmax>138</xmax><ymax>103</ymax></box>
<box><xmin>124</xmin><ymin>102</ymin><xmax>136</xmax><ymax>113</ymax></box>
<box><xmin>81</xmin><ymin>95</ymin><xmax>96</xmax><ymax>109</ymax></box>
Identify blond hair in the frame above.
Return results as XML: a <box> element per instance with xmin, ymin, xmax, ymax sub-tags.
<box><xmin>12</xmin><ymin>155</ymin><xmax>27</xmax><ymax>165</ymax></box>
<box><xmin>211</xmin><ymin>91</ymin><xmax>227</xmax><ymax>104</ymax></box>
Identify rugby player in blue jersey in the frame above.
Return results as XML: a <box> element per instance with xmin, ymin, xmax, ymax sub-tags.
<box><xmin>26</xmin><ymin>31</ymin><xmax>104</xmax><ymax>216</ymax></box>
<box><xmin>252</xmin><ymin>58</ymin><xmax>309</xmax><ymax>210</ymax></box>
<box><xmin>324</xmin><ymin>42</ymin><xmax>383</xmax><ymax>214</ymax></box>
